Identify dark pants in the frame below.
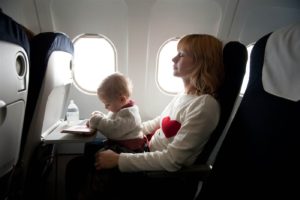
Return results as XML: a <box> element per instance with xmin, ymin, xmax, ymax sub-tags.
<box><xmin>65</xmin><ymin>142</ymin><xmax>198</xmax><ymax>200</ymax></box>
<box><xmin>65</xmin><ymin>141</ymin><xmax>147</xmax><ymax>200</ymax></box>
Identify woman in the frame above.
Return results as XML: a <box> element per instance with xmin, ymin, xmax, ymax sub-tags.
<box><xmin>66</xmin><ymin>34</ymin><xmax>224</xmax><ymax>199</ymax></box>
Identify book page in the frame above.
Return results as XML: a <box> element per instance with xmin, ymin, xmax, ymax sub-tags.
<box><xmin>61</xmin><ymin>125</ymin><xmax>96</xmax><ymax>135</ymax></box>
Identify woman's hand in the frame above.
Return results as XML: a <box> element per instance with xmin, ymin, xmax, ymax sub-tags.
<box><xmin>94</xmin><ymin>149</ymin><xmax>120</xmax><ymax>170</ymax></box>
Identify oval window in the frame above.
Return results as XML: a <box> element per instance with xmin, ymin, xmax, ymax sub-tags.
<box><xmin>72</xmin><ymin>34</ymin><xmax>117</xmax><ymax>94</ymax></box>
<box><xmin>156</xmin><ymin>38</ymin><xmax>184</xmax><ymax>94</ymax></box>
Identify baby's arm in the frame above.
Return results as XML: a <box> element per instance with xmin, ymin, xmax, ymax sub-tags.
<box><xmin>86</xmin><ymin>111</ymin><xmax>105</xmax><ymax>128</ymax></box>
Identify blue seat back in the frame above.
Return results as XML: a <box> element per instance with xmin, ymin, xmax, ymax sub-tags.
<box><xmin>19</xmin><ymin>33</ymin><xmax>74</xmax><ymax>196</ymax></box>
<box><xmin>0</xmin><ymin>11</ymin><xmax>29</xmax><ymax>199</ymax></box>
<box><xmin>197</xmin><ymin>41</ymin><xmax>247</xmax><ymax>164</ymax></box>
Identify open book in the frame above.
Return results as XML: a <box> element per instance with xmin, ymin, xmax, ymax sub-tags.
<box><xmin>61</xmin><ymin>124</ymin><xmax>96</xmax><ymax>136</ymax></box>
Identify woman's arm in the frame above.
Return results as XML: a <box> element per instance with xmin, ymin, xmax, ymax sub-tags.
<box><xmin>141</xmin><ymin>116</ymin><xmax>160</xmax><ymax>135</ymax></box>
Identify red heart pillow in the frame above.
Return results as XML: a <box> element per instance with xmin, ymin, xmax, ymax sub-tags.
<box><xmin>162</xmin><ymin>116</ymin><xmax>181</xmax><ymax>138</ymax></box>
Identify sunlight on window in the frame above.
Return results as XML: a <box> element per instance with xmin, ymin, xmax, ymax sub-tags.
<box><xmin>240</xmin><ymin>44</ymin><xmax>254</xmax><ymax>95</ymax></box>
<box><xmin>157</xmin><ymin>39</ymin><xmax>184</xmax><ymax>94</ymax></box>
<box><xmin>72</xmin><ymin>34</ymin><xmax>116</xmax><ymax>94</ymax></box>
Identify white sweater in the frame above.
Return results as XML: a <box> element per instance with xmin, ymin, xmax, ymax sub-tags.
<box><xmin>89</xmin><ymin>105</ymin><xmax>143</xmax><ymax>140</ymax></box>
<box><xmin>119</xmin><ymin>94</ymin><xmax>220</xmax><ymax>172</ymax></box>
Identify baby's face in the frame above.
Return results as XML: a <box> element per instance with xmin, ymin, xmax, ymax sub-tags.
<box><xmin>100</xmin><ymin>96</ymin><xmax>124</xmax><ymax>113</ymax></box>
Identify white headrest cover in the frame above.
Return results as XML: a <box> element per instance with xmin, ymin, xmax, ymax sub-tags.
<box><xmin>262</xmin><ymin>23</ymin><xmax>300</xmax><ymax>101</ymax></box>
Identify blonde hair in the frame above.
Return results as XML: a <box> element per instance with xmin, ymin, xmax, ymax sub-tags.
<box><xmin>97</xmin><ymin>73</ymin><xmax>133</xmax><ymax>101</ymax></box>
<box><xmin>177</xmin><ymin>34</ymin><xmax>224</xmax><ymax>96</ymax></box>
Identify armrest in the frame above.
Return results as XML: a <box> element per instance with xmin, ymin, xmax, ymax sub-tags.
<box><xmin>144</xmin><ymin>164</ymin><xmax>212</xmax><ymax>180</ymax></box>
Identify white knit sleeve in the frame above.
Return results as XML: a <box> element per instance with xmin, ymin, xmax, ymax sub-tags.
<box><xmin>141</xmin><ymin>116</ymin><xmax>160</xmax><ymax>135</ymax></box>
<box><xmin>93</xmin><ymin>106</ymin><xmax>142</xmax><ymax>139</ymax></box>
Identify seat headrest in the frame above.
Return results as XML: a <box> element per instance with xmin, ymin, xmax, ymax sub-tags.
<box><xmin>30</xmin><ymin>32</ymin><xmax>74</xmax><ymax>67</ymax></box>
<box><xmin>0</xmin><ymin>12</ymin><xmax>29</xmax><ymax>56</ymax></box>
<box><xmin>262</xmin><ymin>23</ymin><xmax>300</xmax><ymax>101</ymax></box>
<box><xmin>22</xmin><ymin>32</ymin><xmax>74</xmax><ymax>141</ymax></box>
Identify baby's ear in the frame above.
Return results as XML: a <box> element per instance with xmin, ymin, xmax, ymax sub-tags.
<box><xmin>120</xmin><ymin>95</ymin><xmax>127</xmax><ymax>102</ymax></box>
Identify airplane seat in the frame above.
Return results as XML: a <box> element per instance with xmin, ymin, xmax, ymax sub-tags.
<box><xmin>0</xmin><ymin>11</ymin><xmax>30</xmax><ymax>200</ymax></box>
<box><xmin>196</xmin><ymin>23</ymin><xmax>300</xmax><ymax>199</ymax></box>
<box><xmin>195</xmin><ymin>40</ymin><xmax>247</xmax><ymax>165</ymax></box>
<box><xmin>19</xmin><ymin>32</ymin><xmax>74</xmax><ymax>198</ymax></box>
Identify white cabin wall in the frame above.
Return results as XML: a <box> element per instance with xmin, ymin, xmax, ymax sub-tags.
<box><xmin>229</xmin><ymin>0</ymin><xmax>300</xmax><ymax>45</ymax></box>
<box><xmin>49</xmin><ymin>0</ymin><xmax>130</xmax><ymax>119</ymax></box>
<box><xmin>228</xmin><ymin>0</ymin><xmax>300</xmax><ymax>113</ymax></box>
<box><xmin>0</xmin><ymin>0</ymin><xmax>40</xmax><ymax>33</ymax></box>
<box><xmin>60</xmin><ymin>0</ymin><xmax>300</xmax><ymax>121</ymax></box>
<box><xmin>1</xmin><ymin>0</ymin><xmax>300</xmax><ymax>122</ymax></box>
<box><xmin>31</xmin><ymin>0</ymin><xmax>241</xmax><ymax>121</ymax></box>
<box><xmin>59</xmin><ymin>0</ymin><xmax>241</xmax><ymax>121</ymax></box>
<box><xmin>144</xmin><ymin>0</ymin><xmax>237</xmax><ymax>119</ymax></box>
<box><xmin>124</xmin><ymin>0</ymin><xmax>157</xmax><ymax>120</ymax></box>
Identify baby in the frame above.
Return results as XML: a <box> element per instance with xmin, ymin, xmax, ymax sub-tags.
<box><xmin>87</xmin><ymin>72</ymin><xmax>147</xmax><ymax>153</ymax></box>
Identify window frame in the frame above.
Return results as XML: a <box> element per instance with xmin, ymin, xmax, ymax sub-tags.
<box><xmin>156</xmin><ymin>37</ymin><xmax>183</xmax><ymax>95</ymax></box>
<box><xmin>72</xmin><ymin>33</ymin><xmax>117</xmax><ymax>95</ymax></box>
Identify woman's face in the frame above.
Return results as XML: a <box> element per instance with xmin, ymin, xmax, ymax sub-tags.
<box><xmin>172</xmin><ymin>49</ymin><xmax>195</xmax><ymax>79</ymax></box>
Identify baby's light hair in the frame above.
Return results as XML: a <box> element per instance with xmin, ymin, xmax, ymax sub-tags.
<box><xmin>97</xmin><ymin>72</ymin><xmax>133</xmax><ymax>101</ymax></box>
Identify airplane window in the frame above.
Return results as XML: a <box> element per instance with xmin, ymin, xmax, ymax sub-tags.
<box><xmin>72</xmin><ymin>34</ymin><xmax>116</xmax><ymax>94</ymax></box>
<box><xmin>240</xmin><ymin>44</ymin><xmax>254</xmax><ymax>95</ymax></box>
<box><xmin>157</xmin><ymin>38</ymin><xmax>184</xmax><ymax>94</ymax></box>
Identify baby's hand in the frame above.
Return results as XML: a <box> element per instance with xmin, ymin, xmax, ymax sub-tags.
<box><xmin>86</xmin><ymin>120</ymin><xmax>90</xmax><ymax>127</ymax></box>
<box><xmin>91</xmin><ymin>111</ymin><xmax>105</xmax><ymax>118</ymax></box>
<box><xmin>87</xmin><ymin>111</ymin><xmax>105</xmax><ymax>129</ymax></box>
